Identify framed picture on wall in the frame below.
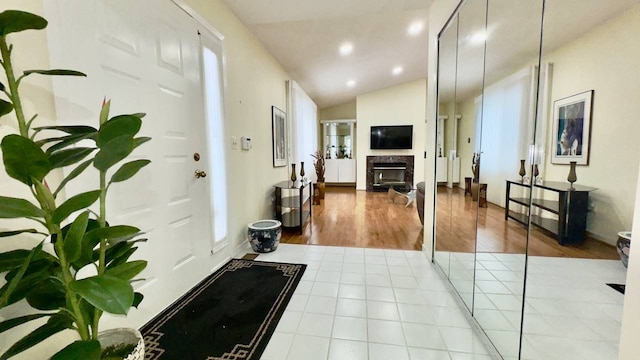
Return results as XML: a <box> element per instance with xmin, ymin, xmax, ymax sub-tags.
<box><xmin>551</xmin><ymin>90</ymin><xmax>593</xmax><ymax>165</ymax></box>
<box><xmin>272</xmin><ymin>106</ymin><xmax>287</xmax><ymax>167</ymax></box>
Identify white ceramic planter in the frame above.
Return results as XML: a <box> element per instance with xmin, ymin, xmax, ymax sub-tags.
<box><xmin>98</xmin><ymin>328</ymin><xmax>144</xmax><ymax>360</ymax></box>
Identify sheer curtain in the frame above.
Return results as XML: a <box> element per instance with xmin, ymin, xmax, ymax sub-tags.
<box><xmin>287</xmin><ymin>80</ymin><xmax>318</xmax><ymax>182</ymax></box>
<box><xmin>478</xmin><ymin>67</ymin><xmax>535</xmax><ymax>206</ymax></box>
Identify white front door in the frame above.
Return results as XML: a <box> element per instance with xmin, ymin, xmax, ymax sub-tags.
<box><xmin>44</xmin><ymin>0</ymin><xmax>221</xmax><ymax>325</ymax></box>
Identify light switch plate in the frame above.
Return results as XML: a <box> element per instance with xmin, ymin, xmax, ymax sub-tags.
<box><xmin>231</xmin><ymin>136</ymin><xmax>239</xmax><ymax>150</ymax></box>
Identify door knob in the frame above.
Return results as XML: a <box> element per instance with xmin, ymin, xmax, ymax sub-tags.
<box><xmin>195</xmin><ymin>170</ymin><xmax>207</xmax><ymax>178</ymax></box>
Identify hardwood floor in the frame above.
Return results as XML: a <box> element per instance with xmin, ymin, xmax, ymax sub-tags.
<box><xmin>282</xmin><ymin>185</ymin><xmax>618</xmax><ymax>259</ymax></box>
<box><xmin>437</xmin><ymin>186</ymin><xmax>618</xmax><ymax>259</ymax></box>
<box><xmin>280</xmin><ymin>186</ymin><xmax>424</xmax><ymax>250</ymax></box>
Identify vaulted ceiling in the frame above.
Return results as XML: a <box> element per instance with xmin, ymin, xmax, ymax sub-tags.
<box><xmin>222</xmin><ymin>0</ymin><xmax>638</xmax><ymax>109</ymax></box>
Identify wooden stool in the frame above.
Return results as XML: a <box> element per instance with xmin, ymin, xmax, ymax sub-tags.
<box><xmin>471</xmin><ymin>183</ymin><xmax>488</xmax><ymax>207</ymax></box>
<box><xmin>464</xmin><ymin>177</ymin><xmax>472</xmax><ymax>197</ymax></box>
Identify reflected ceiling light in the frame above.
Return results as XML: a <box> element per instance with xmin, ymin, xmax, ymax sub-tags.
<box><xmin>392</xmin><ymin>66</ymin><xmax>404</xmax><ymax>75</ymax></box>
<box><xmin>346</xmin><ymin>79</ymin><xmax>356</xmax><ymax>87</ymax></box>
<box><xmin>470</xmin><ymin>30</ymin><xmax>488</xmax><ymax>44</ymax></box>
<box><xmin>408</xmin><ymin>21</ymin><xmax>424</xmax><ymax>36</ymax></box>
<box><xmin>340</xmin><ymin>42</ymin><xmax>353</xmax><ymax>56</ymax></box>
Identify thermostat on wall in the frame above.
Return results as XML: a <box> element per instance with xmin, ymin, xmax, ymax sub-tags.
<box><xmin>241</xmin><ymin>137</ymin><xmax>252</xmax><ymax>150</ymax></box>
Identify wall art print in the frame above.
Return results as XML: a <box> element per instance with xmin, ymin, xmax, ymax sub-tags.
<box><xmin>551</xmin><ymin>90</ymin><xmax>593</xmax><ymax>165</ymax></box>
<box><xmin>272</xmin><ymin>106</ymin><xmax>287</xmax><ymax>167</ymax></box>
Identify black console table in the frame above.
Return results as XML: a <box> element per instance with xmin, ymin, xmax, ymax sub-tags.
<box><xmin>505</xmin><ymin>180</ymin><xmax>597</xmax><ymax>245</ymax></box>
<box><xmin>275</xmin><ymin>180</ymin><xmax>312</xmax><ymax>234</ymax></box>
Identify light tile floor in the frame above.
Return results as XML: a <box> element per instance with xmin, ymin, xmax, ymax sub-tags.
<box><xmin>256</xmin><ymin>244</ymin><xmax>493</xmax><ymax>360</ymax></box>
<box><xmin>439</xmin><ymin>251</ymin><xmax>626</xmax><ymax>360</ymax></box>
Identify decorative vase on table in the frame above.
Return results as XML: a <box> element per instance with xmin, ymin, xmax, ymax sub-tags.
<box><xmin>533</xmin><ymin>164</ymin><xmax>539</xmax><ymax>181</ymax></box>
<box><xmin>567</xmin><ymin>161</ymin><xmax>577</xmax><ymax>189</ymax></box>
<box><xmin>519</xmin><ymin>159</ymin><xmax>526</xmax><ymax>182</ymax></box>
<box><xmin>290</xmin><ymin>163</ymin><xmax>297</xmax><ymax>182</ymax></box>
<box><xmin>300</xmin><ymin>161</ymin><xmax>305</xmax><ymax>180</ymax></box>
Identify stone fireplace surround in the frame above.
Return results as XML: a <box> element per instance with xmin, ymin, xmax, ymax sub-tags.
<box><xmin>366</xmin><ymin>155</ymin><xmax>415</xmax><ymax>192</ymax></box>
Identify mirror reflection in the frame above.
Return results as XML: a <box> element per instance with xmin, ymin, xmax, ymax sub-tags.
<box><xmin>434</xmin><ymin>13</ymin><xmax>458</xmax><ymax>278</ymax></box>
<box><xmin>435</xmin><ymin>0</ymin><xmax>639</xmax><ymax>359</ymax></box>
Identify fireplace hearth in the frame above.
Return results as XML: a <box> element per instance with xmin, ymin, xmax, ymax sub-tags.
<box><xmin>366</xmin><ymin>156</ymin><xmax>414</xmax><ymax>192</ymax></box>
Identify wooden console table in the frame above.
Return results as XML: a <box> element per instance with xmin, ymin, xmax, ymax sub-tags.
<box><xmin>505</xmin><ymin>180</ymin><xmax>597</xmax><ymax>245</ymax></box>
<box><xmin>275</xmin><ymin>180</ymin><xmax>312</xmax><ymax>234</ymax></box>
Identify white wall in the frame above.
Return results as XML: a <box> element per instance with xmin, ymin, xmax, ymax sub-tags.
<box><xmin>355</xmin><ymin>79</ymin><xmax>427</xmax><ymax>191</ymax></box>
<box><xmin>541</xmin><ymin>5</ymin><xmax>640</xmax><ymax>244</ymax></box>
<box><xmin>620</xmin><ymin>163</ymin><xmax>640</xmax><ymax>358</ymax></box>
<box><xmin>319</xmin><ymin>100</ymin><xmax>356</xmax><ymax>120</ymax></box>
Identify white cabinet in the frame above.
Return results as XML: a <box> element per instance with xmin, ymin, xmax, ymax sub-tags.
<box><xmin>436</xmin><ymin>158</ymin><xmax>448</xmax><ymax>183</ymax></box>
<box><xmin>325</xmin><ymin>159</ymin><xmax>356</xmax><ymax>183</ymax></box>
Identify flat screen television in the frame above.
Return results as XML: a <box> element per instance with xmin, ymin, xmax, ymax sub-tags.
<box><xmin>370</xmin><ymin>125</ymin><xmax>413</xmax><ymax>149</ymax></box>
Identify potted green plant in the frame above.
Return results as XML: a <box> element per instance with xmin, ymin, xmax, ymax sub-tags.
<box><xmin>311</xmin><ymin>151</ymin><xmax>325</xmax><ymax>200</ymax></box>
<box><xmin>0</xmin><ymin>10</ymin><xmax>149</xmax><ymax>359</ymax></box>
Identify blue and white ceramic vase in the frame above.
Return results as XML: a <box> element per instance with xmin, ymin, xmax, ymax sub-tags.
<box><xmin>617</xmin><ymin>231</ymin><xmax>632</xmax><ymax>268</ymax></box>
<box><xmin>248</xmin><ymin>220</ymin><xmax>282</xmax><ymax>253</ymax></box>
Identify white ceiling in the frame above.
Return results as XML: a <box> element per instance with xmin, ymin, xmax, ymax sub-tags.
<box><xmin>222</xmin><ymin>0</ymin><xmax>638</xmax><ymax>110</ymax></box>
<box><xmin>222</xmin><ymin>0</ymin><xmax>435</xmax><ymax>109</ymax></box>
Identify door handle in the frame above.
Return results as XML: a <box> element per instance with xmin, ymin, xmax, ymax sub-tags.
<box><xmin>195</xmin><ymin>170</ymin><xmax>207</xmax><ymax>178</ymax></box>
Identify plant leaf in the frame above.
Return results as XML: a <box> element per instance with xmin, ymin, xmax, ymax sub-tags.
<box><xmin>0</xmin><ymin>99</ymin><xmax>13</xmax><ymax>117</ymax></box>
<box><xmin>46</xmin><ymin>133</ymin><xmax>96</xmax><ymax>155</ymax></box>
<box><xmin>64</xmin><ymin>211</ymin><xmax>90</xmax><ymax>263</ymax></box>
<box><xmin>96</xmin><ymin>115</ymin><xmax>142</xmax><ymax>147</ymax></box>
<box><xmin>49</xmin><ymin>147</ymin><xmax>95</xmax><ymax>169</ymax></box>
<box><xmin>26</xmin><ymin>278</ymin><xmax>66</xmax><ymax>311</ymax></box>
<box><xmin>0</xmin><ymin>10</ymin><xmax>47</xmax><ymax>36</ymax></box>
<box><xmin>0</xmin><ymin>250</ymin><xmax>57</xmax><ymax>273</ymax></box>
<box><xmin>50</xmin><ymin>340</ymin><xmax>100</xmax><ymax>360</ymax></box>
<box><xmin>0</xmin><ymin>313</ymin><xmax>72</xmax><ymax>360</ymax></box>
<box><xmin>99</xmin><ymin>99</ymin><xmax>111</xmax><ymax>125</ymax></box>
<box><xmin>109</xmin><ymin>159</ymin><xmax>150</xmax><ymax>184</ymax></box>
<box><xmin>0</xmin><ymin>229</ymin><xmax>40</xmax><ymax>238</ymax></box>
<box><xmin>0</xmin><ymin>196</ymin><xmax>44</xmax><ymax>219</ymax></box>
<box><xmin>83</xmin><ymin>225</ymin><xmax>140</xmax><ymax>244</ymax></box>
<box><xmin>132</xmin><ymin>292</ymin><xmax>144</xmax><ymax>308</ymax></box>
<box><xmin>93</xmin><ymin>135</ymin><xmax>133</xmax><ymax>172</ymax></box>
<box><xmin>23</xmin><ymin>69</ymin><xmax>86</xmax><ymax>77</ymax></box>
<box><xmin>70</xmin><ymin>274</ymin><xmax>134</xmax><ymax>315</ymax></box>
<box><xmin>0</xmin><ymin>135</ymin><xmax>51</xmax><ymax>185</ymax></box>
<box><xmin>54</xmin><ymin>158</ymin><xmax>93</xmax><ymax>197</ymax></box>
<box><xmin>52</xmin><ymin>190</ymin><xmax>100</xmax><ymax>224</ymax></box>
<box><xmin>0</xmin><ymin>314</ymin><xmax>50</xmax><ymax>334</ymax></box>
<box><xmin>0</xmin><ymin>243</ymin><xmax>42</xmax><ymax>308</ymax></box>
<box><xmin>133</xmin><ymin>136</ymin><xmax>151</xmax><ymax>150</ymax></box>
<box><xmin>105</xmin><ymin>260</ymin><xmax>147</xmax><ymax>280</ymax></box>
<box><xmin>33</xmin><ymin>125</ymin><xmax>97</xmax><ymax>135</ymax></box>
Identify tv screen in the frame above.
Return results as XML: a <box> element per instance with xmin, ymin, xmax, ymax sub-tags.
<box><xmin>370</xmin><ymin>125</ymin><xmax>413</xmax><ymax>149</ymax></box>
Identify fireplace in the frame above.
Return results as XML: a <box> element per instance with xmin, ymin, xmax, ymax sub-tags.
<box><xmin>366</xmin><ymin>156</ymin><xmax>414</xmax><ymax>192</ymax></box>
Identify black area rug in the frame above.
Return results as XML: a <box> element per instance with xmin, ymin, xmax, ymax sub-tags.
<box><xmin>606</xmin><ymin>283</ymin><xmax>626</xmax><ymax>294</ymax></box>
<box><xmin>141</xmin><ymin>259</ymin><xmax>306</xmax><ymax>359</ymax></box>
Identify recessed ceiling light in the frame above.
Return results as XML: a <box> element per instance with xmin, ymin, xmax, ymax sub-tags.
<box><xmin>340</xmin><ymin>42</ymin><xmax>353</xmax><ymax>56</ymax></box>
<box><xmin>469</xmin><ymin>30</ymin><xmax>488</xmax><ymax>44</ymax></box>
<box><xmin>346</xmin><ymin>79</ymin><xmax>356</xmax><ymax>87</ymax></box>
<box><xmin>408</xmin><ymin>21</ymin><xmax>424</xmax><ymax>36</ymax></box>
<box><xmin>392</xmin><ymin>66</ymin><xmax>404</xmax><ymax>75</ymax></box>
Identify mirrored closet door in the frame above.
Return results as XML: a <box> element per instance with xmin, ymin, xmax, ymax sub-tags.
<box><xmin>433</xmin><ymin>0</ymin><xmax>639</xmax><ymax>359</ymax></box>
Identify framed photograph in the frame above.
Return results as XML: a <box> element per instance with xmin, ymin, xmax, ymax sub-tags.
<box><xmin>271</xmin><ymin>106</ymin><xmax>287</xmax><ymax>167</ymax></box>
<box><xmin>551</xmin><ymin>90</ymin><xmax>593</xmax><ymax>165</ymax></box>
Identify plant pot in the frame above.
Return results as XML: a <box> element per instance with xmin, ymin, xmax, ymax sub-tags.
<box><xmin>617</xmin><ymin>231</ymin><xmax>632</xmax><ymax>268</ymax></box>
<box><xmin>316</xmin><ymin>182</ymin><xmax>326</xmax><ymax>199</ymax></box>
<box><xmin>248</xmin><ymin>220</ymin><xmax>282</xmax><ymax>253</ymax></box>
<box><xmin>98</xmin><ymin>328</ymin><xmax>144</xmax><ymax>360</ymax></box>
